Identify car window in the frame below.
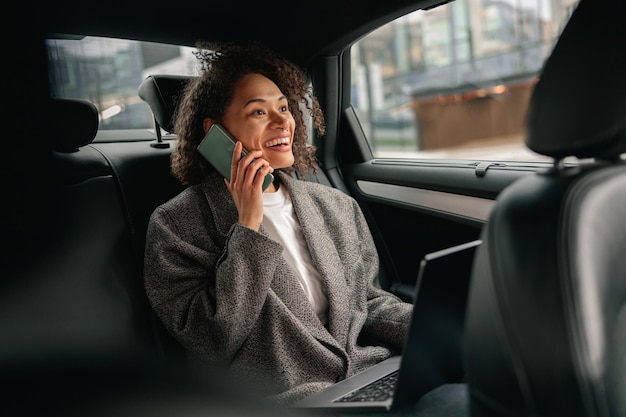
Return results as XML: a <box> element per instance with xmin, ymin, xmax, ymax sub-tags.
<box><xmin>46</xmin><ymin>36</ymin><xmax>199</xmax><ymax>132</ymax></box>
<box><xmin>350</xmin><ymin>0</ymin><xmax>580</xmax><ymax>163</ymax></box>
<box><xmin>46</xmin><ymin>37</ymin><xmax>317</xmax><ymax>145</ymax></box>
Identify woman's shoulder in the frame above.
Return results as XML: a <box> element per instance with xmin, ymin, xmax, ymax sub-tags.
<box><xmin>286</xmin><ymin>173</ymin><xmax>341</xmax><ymax>193</ymax></box>
<box><xmin>287</xmin><ymin>174</ymin><xmax>357</xmax><ymax>207</ymax></box>
<box><xmin>161</xmin><ymin>173</ymin><xmax>225</xmax><ymax>211</ymax></box>
<box><xmin>303</xmin><ymin>180</ymin><xmax>348</xmax><ymax>198</ymax></box>
<box><xmin>154</xmin><ymin>183</ymin><xmax>206</xmax><ymax>217</ymax></box>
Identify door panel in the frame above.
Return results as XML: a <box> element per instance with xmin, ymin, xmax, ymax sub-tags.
<box><xmin>336</xmin><ymin>106</ymin><xmax>540</xmax><ymax>299</ymax></box>
<box><xmin>312</xmin><ymin>56</ymin><xmax>544</xmax><ymax>300</ymax></box>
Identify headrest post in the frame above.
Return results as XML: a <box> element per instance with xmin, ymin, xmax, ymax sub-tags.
<box><xmin>150</xmin><ymin>116</ymin><xmax>170</xmax><ymax>149</ymax></box>
<box><xmin>553</xmin><ymin>158</ymin><xmax>564</xmax><ymax>171</ymax></box>
<box><xmin>138</xmin><ymin>74</ymin><xmax>194</xmax><ymax>142</ymax></box>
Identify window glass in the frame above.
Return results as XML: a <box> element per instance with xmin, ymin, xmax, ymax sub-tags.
<box><xmin>46</xmin><ymin>36</ymin><xmax>319</xmax><ymax>146</ymax></box>
<box><xmin>350</xmin><ymin>0</ymin><xmax>580</xmax><ymax>162</ymax></box>
<box><xmin>46</xmin><ymin>36</ymin><xmax>199</xmax><ymax>131</ymax></box>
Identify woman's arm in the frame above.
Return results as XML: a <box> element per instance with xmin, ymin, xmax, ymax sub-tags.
<box><xmin>143</xmin><ymin>203</ymin><xmax>283</xmax><ymax>362</ymax></box>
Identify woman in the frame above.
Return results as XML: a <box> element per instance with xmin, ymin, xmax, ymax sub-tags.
<box><xmin>143</xmin><ymin>40</ymin><xmax>413</xmax><ymax>404</ymax></box>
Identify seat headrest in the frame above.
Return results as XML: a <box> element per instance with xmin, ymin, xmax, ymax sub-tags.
<box><xmin>526</xmin><ymin>0</ymin><xmax>626</xmax><ymax>159</ymax></box>
<box><xmin>51</xmin><ymin>98</ymin><xmax>99</xmax><ymax>152</ymax></box>
<box><xmin>138</xmin><ymin>75</ymin><xmax>196</xmax><ymax>134</ymax></box>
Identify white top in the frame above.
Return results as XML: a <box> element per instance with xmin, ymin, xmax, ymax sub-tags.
<box><xmin>262</xmin><ymin>185</ymin><xmax>328</xmax><ymax>325</ymax></box>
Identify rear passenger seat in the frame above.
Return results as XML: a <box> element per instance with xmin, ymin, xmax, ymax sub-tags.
<box><xmin>5</xmin><ymin>73</ymin><xmax>410</xmax><ymax>416</ymax></box>
<box><xmin>3</xmin><ymin>75</ymin><xmax>335</xmax><ymax>371</ymax></box>
<box><xmin>3</xmin><ymin>97</ymin><xmax>182</xmax><ymax>362</ymax></box>
<box><xmin>3</xmin><ymin>93</ymin><xmax>292</xmax><ymax>417</ymax></box>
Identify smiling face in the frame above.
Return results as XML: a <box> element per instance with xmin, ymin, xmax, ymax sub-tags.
<box><xmin>213</xmin><ymin>73</ymin><xmax>296</xmax><ymax>170</ymax></box>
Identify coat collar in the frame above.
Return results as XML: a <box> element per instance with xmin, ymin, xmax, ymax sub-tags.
<box><xmin>200</xmin><ymin>172</ymin><xmax>239</xmax><ymax>237</ymax></box>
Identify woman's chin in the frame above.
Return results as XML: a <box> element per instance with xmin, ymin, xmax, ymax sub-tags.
<box><xmin>270</xmin><ymin>155</ymin><xmax>295</xmax><ymax>170</ymax></box>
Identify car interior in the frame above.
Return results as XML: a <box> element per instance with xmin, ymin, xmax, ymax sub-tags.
<box><xmin>5</xmin><ymin>0</ymin><xmax>625</xmax><ymax>415</ymax></box>
<box><xmin>464</xmin><ymin>2</ymin><xmax>626</xmax><ymax>415</ymax></box>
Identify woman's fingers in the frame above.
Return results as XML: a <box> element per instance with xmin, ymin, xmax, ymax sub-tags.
<box><xmin>228</xmin><ymin>141</ymin><xmax>244</xmax><ymax>186</ymax></box>
<box><xmin>231</xmin><ymin>145</ymin><xmax>272</xmax><ymax>191</ymax></box>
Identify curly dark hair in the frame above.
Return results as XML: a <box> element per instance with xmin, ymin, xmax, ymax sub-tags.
<box><xmin>171</xmin><ymin>40</ymin><xmax>326</xmax><ymax>186</ymax></box>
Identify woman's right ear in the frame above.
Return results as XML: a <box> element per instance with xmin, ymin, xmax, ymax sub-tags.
<box><xmin>202</xmin><ymin>118</ymin><xmax>214</xmax><ymax>134</ymax></box>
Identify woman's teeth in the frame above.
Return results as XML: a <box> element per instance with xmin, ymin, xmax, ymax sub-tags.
<box><xmin>265</xmin><ymin>137</ymin><xmax>290</xmax><ymax>147</ymax></box>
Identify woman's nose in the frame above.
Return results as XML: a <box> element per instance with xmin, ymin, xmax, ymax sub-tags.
<box><xmin>272</xmin><ymin>113</ymin><xmax>290</xmax><ymax>129</ymax></box>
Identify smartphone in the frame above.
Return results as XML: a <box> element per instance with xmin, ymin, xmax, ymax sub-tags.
<box><xmin>197</xmin><ymin>123</ymin><xmax>274</xmax><ymax>191</ymax></box>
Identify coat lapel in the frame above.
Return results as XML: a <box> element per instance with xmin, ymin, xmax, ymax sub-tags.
<box><xmin>201</xmin><ymin>173</ymin><xmax>239</xmax><ymax>237</ymax></box>
<box><xmin>279</xmin><ymin>173</ymin><xmax>352</xmax><ymax>346</ymax></box>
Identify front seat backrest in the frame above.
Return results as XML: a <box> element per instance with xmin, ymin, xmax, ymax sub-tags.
<box><xmin>463</xmin><ymin>0</ymin><xmax>626</xmax><ymax>416</ymax></box>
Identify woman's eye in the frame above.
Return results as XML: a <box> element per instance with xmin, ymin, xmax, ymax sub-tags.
<box><xmin>253</xmin><ymin>109</ymin><xmax>266</xmax><ymax>115</ymax></box>
<box><xmin>280</xmin><ymin>105</ymin><xmax>289</xmax><ymax>112</ymax></box>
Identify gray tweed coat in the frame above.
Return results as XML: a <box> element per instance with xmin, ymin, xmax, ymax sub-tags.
<box><xmin>143</xmin><ymin>170</ymin><xmax>413</xmax><ymax>404</ymax></box>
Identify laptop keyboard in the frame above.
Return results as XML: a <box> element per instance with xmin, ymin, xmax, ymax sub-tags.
<box><xmin>333</xmin><ymin>370</ymin><xmax>399</xmax><ymax>403</ymax></box>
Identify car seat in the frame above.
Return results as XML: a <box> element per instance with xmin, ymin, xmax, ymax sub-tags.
<box><xmin>463</xmin><ymin>0</ymin><xmax>626</xmax><ymax>416</ymax></box>
<box><xmin>138</xmin><ymin>74</ymin><xmax>195</xmax><ymax>147</ymax></box>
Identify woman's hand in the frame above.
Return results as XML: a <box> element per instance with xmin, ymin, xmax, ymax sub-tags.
<box><xmin>225</xmin><ymin>141</ymin><xmax>274</xmax><ymax>231</ymax></box>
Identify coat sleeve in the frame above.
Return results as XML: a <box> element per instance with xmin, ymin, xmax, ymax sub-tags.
<box><xmin>143</xmin><ymin>201</ymin><xmax>284</xmax><ymax>363</ymax></box>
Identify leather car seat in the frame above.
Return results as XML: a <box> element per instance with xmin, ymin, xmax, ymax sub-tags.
<box><xmin>138</xmin><ymin>74</ymin><xmax>195</xmax><ymax>147</ymax></box>
<box><xmin>463</xmin><ymin>0</ymin><xmax>626</xmax><ymax>416</ymax></box>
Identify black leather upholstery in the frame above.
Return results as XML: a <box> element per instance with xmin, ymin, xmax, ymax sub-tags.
<box><xmin>90</xmin><ymin>141</ymin><xmax>187</xmax><ymax>359</ymax></box>
<box><xmin>138</xmin><ymin>74</ymin><xmax>195</xmax><ymax>133</ymax></box>
<box><xmin>463</xmin><ymin>0</ymin><xmax>626</xmax><ymax>416</ymax></box>
<box><xmin>525</xmin><ymin>1</ymin><xmax>626</xmax><ymax>160</ymax></box>
<box><xmin>50</xmin><ymin>98</ymin><xmax>99</xmax><ymax>152</ymax></box>
<box><xmin>2</xmin><ymin>98</ymin><xmax>161</xmax><ymax>361</ymax></box>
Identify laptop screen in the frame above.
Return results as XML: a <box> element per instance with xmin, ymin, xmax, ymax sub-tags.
<box><xmin>393</xmin><ymin>239</ymin><xmax>481</xmax><ymax>406</ymax></box>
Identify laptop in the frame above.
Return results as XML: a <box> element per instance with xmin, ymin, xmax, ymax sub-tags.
<box><xmin>291</xmin><ymin>239</ymin><xmax>482</xmax><ymax>413</ymax></box>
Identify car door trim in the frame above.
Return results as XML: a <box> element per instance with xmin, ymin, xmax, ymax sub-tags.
<box><xmin>356</xmin><ymin>180</ymin><xmax>494</xmax><ymax>222</ymax></box>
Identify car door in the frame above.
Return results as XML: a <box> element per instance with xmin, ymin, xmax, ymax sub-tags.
<box><xmin>308</xmin><ymin>0</ymin><xmax>577</xmax><ymax>300</ymax></box>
